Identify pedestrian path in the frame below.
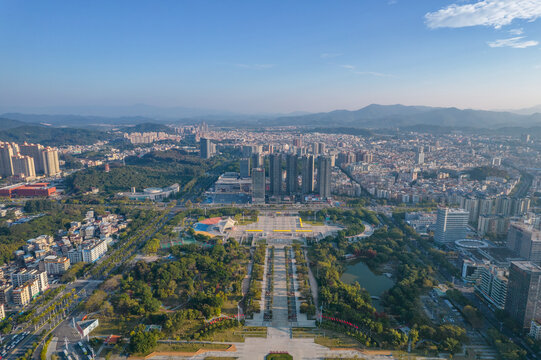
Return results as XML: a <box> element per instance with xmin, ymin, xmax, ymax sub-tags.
<box><xmin>272</xmin><ymin>248</ymin><xmax>289</xmax><ymax>327</ymax></box>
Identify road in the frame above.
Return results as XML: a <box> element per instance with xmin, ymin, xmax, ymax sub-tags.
<box><xmin>6</xmin><ymin>280</ymin><xmax>101</xmax><ymax>360</ymax></box>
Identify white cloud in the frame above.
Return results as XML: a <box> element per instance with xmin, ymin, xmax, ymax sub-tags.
<box><xmin>487</xmin><ymin>36</ymin><xmax>539</xmax><ymax>48</ymax></box>
<box><xmin>320</xmin><ymin>52</ymin><xmax>342</xmax><ymax>59</ymax></box>
<box><xmin>354</xmin><ymin>71</ymin><xmax>392</xmax><ymax>77</ymax></box>
<box><xmin>509</xmin><ymin>27</ymin><xmax>524</xmax><ymax>35</ymax></box>
<box><xmin>236</xmin><ymin>64</ymin><xmax>275</xmax><ymax>70</ymax></box>
<box><xmin>425</xmin><ymin>0</ymin><xmax>541</xmax><ymax>29</ymax></box>
<box><xmin>340</xmin><ymin>64</ymin><xmax>391</xmax><ymax>77</ymax></box>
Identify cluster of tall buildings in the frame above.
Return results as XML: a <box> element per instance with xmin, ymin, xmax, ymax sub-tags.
<box><xmin>0</xmin><ymin>142</ymin><xmax>60</xmax><ymax>179</ymax></box>
<box><xmin>458</xmin><ymin>220</ymin><xmax>541</xmax><ymax>334</ymax></box>
<box><xmin>249</xmin><ymin>153</ymin><xmax>332</xmax><ymax>203</ymax></box>
<box><xmin>466</xmin><ymin>259</ymin><xmax>541</xmax><ymax>333</ymax></box>
<box><xmin>460</xmin><ymin>196</ymin><xmax>530</xmax><ymax>227</ymax></box>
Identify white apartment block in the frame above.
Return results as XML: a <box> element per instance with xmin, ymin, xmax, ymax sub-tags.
<box><xmin>11</xmin><ymin>269</ymin><xmax>49</xmax><ymax>293</ymax></box>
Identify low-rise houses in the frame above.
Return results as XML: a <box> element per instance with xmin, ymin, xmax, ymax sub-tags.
<box><xmin>0</xmin><ymin>210</ymin><xmax>127</xmax><ymax>308</ymax></box>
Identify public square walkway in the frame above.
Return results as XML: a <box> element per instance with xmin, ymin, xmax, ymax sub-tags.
<box><xmin>272</xmin><ymin>247</ymin><xmax>289</xmax><ymax>327</ymax></box>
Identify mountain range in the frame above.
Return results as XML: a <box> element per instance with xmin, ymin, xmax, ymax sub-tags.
<box><xmin>266</xmin><ymin>104</ymin><xmax>541</xmax><ymax>129</ymax></box>
<box><xmin>2</xmin><ymin>103</ymin><xmax>541</xmax><ymax>130</ymax></box>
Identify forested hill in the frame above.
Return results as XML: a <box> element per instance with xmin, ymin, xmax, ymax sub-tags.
<box><xmin>65</xmin><ymin>149</ymin><xmax>212</xmax><ymax>195</ymax></box>
<box><xmin>0</xmin><ymin>124</ymin><xmax>115</xmax><ymax>146</ymax></box>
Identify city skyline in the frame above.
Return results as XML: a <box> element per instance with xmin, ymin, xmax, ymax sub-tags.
<box><xmin>1</xmin><ymin>0</ymin><xmax>541</xmax><ymax>114</ymax></box>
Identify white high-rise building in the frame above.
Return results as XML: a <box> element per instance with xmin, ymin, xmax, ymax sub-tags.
<box><xmin>11</xmin><ymin>155</ymin><xmax>36</xmax><ymax>179</ymax></box>
<box><xmin>434</xmin><ymin>207</ymin><xmax>469</xmax><ymax>243</ymax></box>
<box><xmin>42</xmin><ymin>148</ymin><xmax>60</xmax><ymax>175</ymax></box>
<box><xmin>11</xmin><ymin>269</ymin><xmax>49</xmax><ymax>293</ymax></box>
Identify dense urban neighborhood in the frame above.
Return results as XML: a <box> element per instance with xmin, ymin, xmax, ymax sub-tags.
<box><xmin>1</xmin><ymin>119</ymin><xmax>541</xmax><ymax>360</ymax></box>
<box><xmin>3</xmin><ymin>1</ymin><xmax>541</xmax><ymax>359</ymax></box>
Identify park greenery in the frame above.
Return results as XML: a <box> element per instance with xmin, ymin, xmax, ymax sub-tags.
<box><xmin>65</xmin><ymin>149</ymin><xmax>237</xmax><ymax>200</ymax></box>
<box><xmin>39</xmin><ymin>200</ymin><xmax>526</xmax><ymax>357</ymax></box>
<box><xmin>307</xmin><ymin>207</ymin><xmax>467</xmax><ymax>354</ymax></box>
<box><xmin>292</xmin><ymin>244</ymin><xmax>316</xmax><ymax>317</ymax></box>
<box><xmin>243</xmin><ymin>244</ymin><xmax>266</xmax><ymax>317</ymax></box>
<box><xmin>66</xmin><ymin>151</ymin><xmax>209</xmax><ymax>195</ymax></box>
<box><xmin>87</xmin><ymin>207</ymin><xmax>167</xmax><ymax>280</ymax></box>
<box><xmin>87</xmin><ymin>237</ymin><xmax>250</xmax><ymax>354</ymax></box>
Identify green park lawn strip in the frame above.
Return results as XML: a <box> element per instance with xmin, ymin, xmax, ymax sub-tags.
<box><xmin>154</xmin><ymin>342</ymin><xmax>231</xmax><ymax>353</ymax></box>
<box><xmin>266</xmin><ymin>354</ymin><xmax>293</xmax><ymax>360</ymax></box>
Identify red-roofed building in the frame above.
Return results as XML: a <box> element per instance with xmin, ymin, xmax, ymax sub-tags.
<box><xmin>0</xmin><ymin>183</ymin><xmax>56</xmax><ymax>198</ymax></box>
<box><xmin>200</xmin><ymin>217</ymin><xmax>222</xmax><ymax>225</ymax></box>
<box><xmin>104</xmin><ymin>335</ymin><xmax>121</xmax><ymax>345</ymax></box>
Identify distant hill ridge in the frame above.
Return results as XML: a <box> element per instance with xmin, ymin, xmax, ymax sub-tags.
<box><xmin>3</xmin><ymin>104</ymin><xmax>541</xmax><ymax>129</ymax></box>
<box><xmin>268</xmin><ymin>104</ymin><xmax>541</xmax><ymax>129</ymax></box>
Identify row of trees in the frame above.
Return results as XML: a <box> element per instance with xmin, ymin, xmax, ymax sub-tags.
<box><xmin>292</xmin><ymin>244</ymin><xmax>316</xmax><ymax>316</ymax></box>
<box><xmin>87</xmin><ymin>208</ymin><xmax>166</xmax><ymax>279</ymax></box>
<box><xmin>243</xmin><ymin>244</ymin><xmax>267</xmax><ymax>316</ymax></box>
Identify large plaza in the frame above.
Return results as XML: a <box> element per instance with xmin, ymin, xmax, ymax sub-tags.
<box><xmin>228</xmin><ymin>211</ymin><xmax>342</xmax><ymax>244</ymax></box>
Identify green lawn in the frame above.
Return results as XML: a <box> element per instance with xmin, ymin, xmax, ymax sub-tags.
<box><xmin>313</xmin><ymin>329</ymin><xmax>361</xmax><ymax>349</ymax></box>
<box><xmin>237</xmin><ymin>219</ymin><xmax>256</xmax><ymax>225</ymax></box>
<box><xmin>221</xmin><ymin>297</ymin><xmax>243</xmax><ymax>315</ymax></box>
<box><xmin>201</xmin><ymin>326</ymin><xmax>267</xmax><ymax>342</ymax></box>
<box><xmin>266</xmin><ymin>354</ymin><xmax>293</xmax><ymax>360</ymax></box>
<box><xmin>301</xmin><ymin>218</ymin><xmax>324</xmax><ymax>226</ymax></box>
<box><xmin>291</xmin><ymin>327</ymin><xmax>322</xmax><ymax>338</ymax></box>
<box><xmin>92</xmin><ymin>316</ymin><xmax>140</xmax><ymax>335</ymax></box>
<box><xmin>155</xmin><ymin>342</ymin><xmax>231</xmax><ymax>352</ymax></box>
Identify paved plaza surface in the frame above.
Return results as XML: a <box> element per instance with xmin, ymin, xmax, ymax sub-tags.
<box><xmin>213</xmin><ymin>246</ymin><xmax>374</xmax><ymax>360</ymax></box>
<box><xmin>229</xmin><ymin>212</ymin><xmax>342</xmax><ymax>242</ymax></box>
<box><xmin>272</xmin><ymin>247</ymin><xmax>289</xmax><ymax>327</ymax></box>
<box><xmin>185</xmin><ymin>333</ymin><xmax>412</xmax><ymax>360</ymax></box>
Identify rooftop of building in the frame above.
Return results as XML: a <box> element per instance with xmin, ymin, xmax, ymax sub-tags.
<box><xmin>512</xmin><ymin>261</ymin><xmax>541</xmax><ymax>273</ymax></box>
<box><xmin>439</xmin><ymin>207</ymin><xmax>469</xmax><ymax>214</ymax></box>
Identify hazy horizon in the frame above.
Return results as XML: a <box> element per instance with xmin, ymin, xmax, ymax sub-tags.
<box><xmin>2</xmin><ymin>102</ymin><xmax>541</xmax><ymax>119</ymax></box>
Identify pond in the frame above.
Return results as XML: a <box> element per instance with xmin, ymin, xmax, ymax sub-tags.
<box><xmin>341</xmin><ymin>260</ymin><xmax>394</xmax><ymax>311</ymax></box>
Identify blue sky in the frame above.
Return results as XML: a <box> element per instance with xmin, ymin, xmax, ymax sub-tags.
<box><xmin>1</xmin><ymin>0</ymin><xmax>541</xmax><ymax>114</ymax></box>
